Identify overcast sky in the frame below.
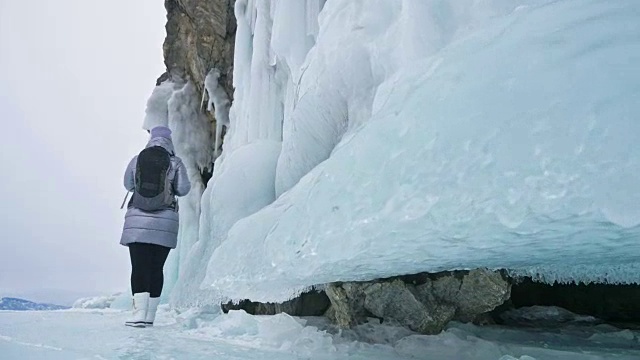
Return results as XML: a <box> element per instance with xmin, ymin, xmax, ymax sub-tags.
<box><xmin>0</xmin><ymin>0</ymin><xmax>167</xmax><ymax>303</ymax></box>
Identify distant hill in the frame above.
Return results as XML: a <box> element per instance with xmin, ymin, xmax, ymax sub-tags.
<box><xmin>0</xmin><ymin>297</ymin><xmax>70</xmax><ymax>311</ymax></box>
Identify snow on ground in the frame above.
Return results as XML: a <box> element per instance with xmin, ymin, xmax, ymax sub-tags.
<box><xmin>1</xmin><ymin>308</ymin><xmax>639</xmax><ymax>359</ymax></box>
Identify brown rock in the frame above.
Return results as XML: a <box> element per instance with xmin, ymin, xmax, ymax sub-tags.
<box><xmin>325</xmin><ymin>282</ymin><xmax>371</xmax><ymax>328</ymax></box>
<box><xmin>364</xmin><ymin>280</ymin><xmax>455</xmax><ymax>334</ymax></box>
<box><xmin>163</xmin><ymin>0</ymin><xmax>235</xmax><ymax>95</ymax></box>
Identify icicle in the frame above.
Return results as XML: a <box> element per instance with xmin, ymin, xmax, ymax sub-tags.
<box><xmin>306</xmin><ymin>0</ymin><xmax>325</xmax><ymax>39</ymax></box>
<box><xmin>203</xmin><ymin>69</ymin><xmax>231</xmax><ymax>157</ymax></box>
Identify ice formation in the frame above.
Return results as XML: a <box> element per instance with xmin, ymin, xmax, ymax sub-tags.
<box><xmin>143</xmin><ymin>0</ymin><xmax>640</xmax><ymax>305</ymax></box>
<box><xmin>72</xmin><ymin>295</ymin><xmax>118</xmax><ymax>309</ymax></box>
<box><xmin>142</xmin><ymin>80</ymin><xmax>179</xmax><ymax>130</ymax></box>
<box><xmin>203</xmin><ymin>69</ymin><xmax>230</xmax><ymax>157</ymax></box>
<box><xmin>138</xmin><ymin>79</ymin><xmax>215</xmax><ymax>300</ymax></box>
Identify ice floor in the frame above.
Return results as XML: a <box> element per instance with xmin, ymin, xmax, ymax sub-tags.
<box><xmin>1</xmin><ymin>308</ymin><xmax>639</xmax><ymax>359</ymax></box>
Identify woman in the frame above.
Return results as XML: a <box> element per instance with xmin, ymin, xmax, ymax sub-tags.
<box><xmin>120</xmin><ymin>126</ymin><xmax>190</xmax><ymax>328</ymax></box>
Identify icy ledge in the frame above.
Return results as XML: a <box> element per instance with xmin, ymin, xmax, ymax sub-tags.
<box><xmin>203</xmin><ymin>0</ymin><xmax>640</xmax><ymax>303</ymax></box>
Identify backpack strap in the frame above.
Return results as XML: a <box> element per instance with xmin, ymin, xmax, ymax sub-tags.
<box><xmin>120</xmin><ymin>191</ymin><xmax>131</xmax><ymax>209</ymax></box>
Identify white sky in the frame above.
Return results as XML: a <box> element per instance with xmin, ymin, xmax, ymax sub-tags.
<box><xmin>0</xmin><ymin>0</ymin><xmax>167</xmax><ymax>303</ymax></box>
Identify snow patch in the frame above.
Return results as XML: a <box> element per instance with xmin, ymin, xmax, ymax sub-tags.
<box><xmin>184</xmin><ymin>310</ymin><xmax>336</xmax><ymax>357</ymax></box>
<box><xmin>72</xmin><ymin>295</ymin><xmax>119</xmax><ymax>309</ymax></box>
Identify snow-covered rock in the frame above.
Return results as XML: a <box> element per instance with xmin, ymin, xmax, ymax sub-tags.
<box><xmin>0</xmin><ymin>297</ymin><xmax>69</xmax><ymax>311</ymax></box>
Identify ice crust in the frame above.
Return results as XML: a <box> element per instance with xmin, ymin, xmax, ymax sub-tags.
<box><xmin>2</xmin><ymin>309</ymin><xmax>640</xmax><ymax>359</ymax></box>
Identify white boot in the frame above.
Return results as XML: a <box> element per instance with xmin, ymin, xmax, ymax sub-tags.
<box><xmin>125</xmin><ymin>292</ymin><xmax>150</xmax><ymax>328</ymax></box>
<box><xmin>145</xmin><ymin>297</ymin><xmax>161</xmax><ymax>327</ymax></box>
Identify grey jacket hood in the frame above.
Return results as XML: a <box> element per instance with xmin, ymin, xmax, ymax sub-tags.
<box><xmin>146</xmin><ymin>136</ymin><xmax>176</xmax><ymax>155</ymax></box>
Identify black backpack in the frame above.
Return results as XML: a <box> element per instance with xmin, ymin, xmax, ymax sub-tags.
<box><xmin>131</xmin><ymin>146</ymin><xmax>175</xmax><ymax>211</ymax></box>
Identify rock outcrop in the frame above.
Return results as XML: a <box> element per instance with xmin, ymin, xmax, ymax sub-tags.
<box><xmin>325</xmin><ymin>269</ymin><xmax>511</xmax><ymax>334</ymax></box>
<box><xmin>162</xmin><ymin>0</ymin><xmax>236</xmax><ymax>113</ymax></box>
<box><xmin>325</xmin><ymin>282</ymin><xmax>371</xmax><ymax>328</ymax></box>
<box><xmin>218</xmin><ymin>269</ymin><xmax>511</xmax><ymax>335</ymax></box>
<box><xmin>424</xmin><ymin>269</ymin><xmax>512</xmax><ymax>322</ymax></box>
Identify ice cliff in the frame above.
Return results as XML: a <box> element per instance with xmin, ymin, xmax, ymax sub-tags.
<box><xmin>142</xmin><ymin>0</ymin><xmax>640</xmax><ymax>306</ymax></box>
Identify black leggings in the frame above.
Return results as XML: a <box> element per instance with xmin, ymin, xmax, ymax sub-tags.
<box><xmin>129</xmin><ymin>243</ymin><xmax>171</xmax><ymax>298</ymax></box>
